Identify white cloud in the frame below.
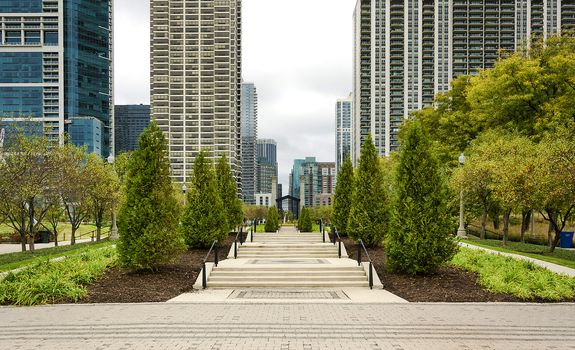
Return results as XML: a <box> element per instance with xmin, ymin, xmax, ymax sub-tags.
<box><xmin>114</xmin><ymin>0</ymin><xmax>356</xmax><ymax>187</ymax></box>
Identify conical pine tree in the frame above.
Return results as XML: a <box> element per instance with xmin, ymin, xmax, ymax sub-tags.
<box><xmin>347</xmin><ymin>134</ymin><xmax>388</xmax><ymax>246</ymax></box>
<box><xmin>385</xmin><ymin>121</ymin><xmax>458</xmax><ymax>275</ymax></box>
<box><xmin>215</xmin><ymin>155</ymin><xmax>243</xmax><ymax>232</ymax></box>
<box><xmin>298</xmin><ymin>207</ymin><xmax>313</xmax><ymax>232</ymax></box>
<box><xmin>332</xmin><ymin>155</ymin><xmax>354</xmax><ymax>235</ymax></box>
<box><xmin>264</xmin><ymin>206</ymin><xmax>279</xmax><ymax>232</ymax></box>
<box><xmin>117</xmin><ymin>121</ymin><xmax>185</xmax><ymax>270</ymax></box>
<box><xmin>181</xmin><ymin>151</ymin><xmax>228</xmax><ymax>248</ymax></box>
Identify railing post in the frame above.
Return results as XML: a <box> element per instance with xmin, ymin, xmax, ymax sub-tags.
<box><xmin>214</xmin><ymin>240</ymin><xmax>219</xmax><ymax>267</ymax></box>
<box><xmin>357</xmin><ymin>242</ymin><xmax>361</xmax><ymax>266</ymax></box>
<box><xmin>240</xmin><ymin>226</ymin><xmax>243</xmax><ymax>245</ymax></box>
<box><xmin>319</xmin><ymin>219</ymin><xmax>323</xmax><ymax>234</ymax></box>
<box><xmin>369</xmin><ymin>262</ymin><xmax>373</xmax><ymax>289</ymax></box>
<box><xmin>252</xmin><ymin>221</ymin><xmax>255</xmax><ymax>242</ymax></box>
<box><xmin>322</xmin><ymin>227</ymin><xmax>325</xmax><ymax>243</ymax></box>
<box><xmin>234</xmin><ymin>239</ymin><xmax>237</xmax><ymax>259</ymax></box>
<box><xmin>202</xmin><ymin>262</ymin><xmax>207</xmax><ymax>289</ymax></box>
<box><xmin>338</xmin><ymin>239</ymin><xmax>341</xmax><ymax>258</ymax></box>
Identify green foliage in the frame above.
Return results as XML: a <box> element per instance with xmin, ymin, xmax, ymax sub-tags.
<box><xmin>181</xmin><ymin>151</ymin><xmax>228</xmax><ymax>248</ymax></box>
<box><xmin>215</xmin><ymin>155</ymin><xmax>243</xmax><ymax>231</ymax></box>
<box><xmin>264</xmin><ymin>207</ymin><xmax>280</xmax><ymax>232</ymax></box>
<box><xmin>451</xmin><ymin>248</ymin><xmax>575</xmax><ymax>300</ymax></box>
<box><xmin>385</xmin><ymin>122</ymin><xmax>458</xmax><ymax>275</ymax></box>
<box><xmin>298</xmin><ymin>207</ymin><xmax>313</xmax><ymax>232</ymax></box>
<box><xmin>117</xmin><ymin>121</ymin><xmax>185</xmax><ymax>270</ymax></box>
<box><xmin>347</xmin><ymin>134</ymin><xmax>388</xmax><ymax>246</ymax></box>
<box><xmin>0</xmin><ymin>246</ymin><xmax>117</xmax><ymax>306</ymax></box>
<box><xmin>332</xmin><ymin>156</ymin><xmax>354</xmax><ymax>235</ymax></box>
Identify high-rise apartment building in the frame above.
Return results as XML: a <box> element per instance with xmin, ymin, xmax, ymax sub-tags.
<box><xmin>0</xmin><ymin>0</ymin><xmax>114</xmax><ymax>156</ymax></box>
<box><xmin>336</xmin><ymin>94</ymin><xmax>353</xmax><ymax>173</ymax></box>
<box><xmin>150</xmin><ymin>0</ymin><xmax>242</xmax><ymax>184</ymax></box>
<box><xmin>240</xmin><ymin>82</ymin><xmax>257</xmax><ymax>204</ymax></box>
<box><xmin>290</xmin><ymin>157</ymin><xmax>336</xmax><ymax>208</ymax></box>
<box><xmin>353</xmin><ymin>0</ymin><xmax>575</xmax><ymax>159</ymax></box>
<box><xmin>114</xmin><ymin>104</ymin><xmax>151</xmax><ymax>154</ymax></box>
<box><xmin>256</xmin><ymin>138</ymin><xmax>277</xmax><ymax>195</ymax></box>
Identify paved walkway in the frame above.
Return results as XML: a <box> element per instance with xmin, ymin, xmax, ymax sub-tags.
<box><xmin>460</xmin><ymin>242</ymin><xmax>575</xmax><ymax>277</ymax></box>
<box><xmin>0</xmin><ymin>239</ymin><xmax>92</xmax><ymax>255</ymax></box>
<box><xmin>1</xmin><ymin>303</ymin><xmax>574</xmax><ymax>349</ymax></box>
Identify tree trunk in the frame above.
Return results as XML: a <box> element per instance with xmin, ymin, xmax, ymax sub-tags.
<box><xmin>503</xmin><ymin>209</ymin><xmax>512</xmax><ymax>246</ymax></box>
<box><xmin>550</xmin><ymin>230</ymin><xmax>561</xmax><ymax>253</ymax></box>
<box><xmin>520</xmin><ymin>209</ymin><xmax>531</xmax><ymax>243</ymax></box>
<box><xmin>54</xmin><ymin>231</ymin><xmax>58</xmax><ymax>247</ymax></box>
<box><xmin>71</xmin><ymin>226</ymin><xmax>76</xmax><ymax>245</ymax></box>
<box><xmin>548</xmin><ymin>218</ymin><xmax>555</xmax><ymax>248</ymax></box>
<box><xmin>20</xmin><ymin>230</ymin><xmax>26</xmax><ymax>252</ymax></box>
<box><xmin>28</xmin><ymin>199</ymin><xmax>35</xmax><ymax>252</ymax></box>
<box><xmin>96</xmin><ymin>225</ymin><xmax>101</xmax><ymax>241</ymax></box>
<box><xmin>480</xmin><ymin>206</ymin><xmax>488</xmax><ymax>240</ymax></box>
<box><xmin>493</xmin><ymin>215</ymin><xmax>500</xmax><ymax>230</ymax></box>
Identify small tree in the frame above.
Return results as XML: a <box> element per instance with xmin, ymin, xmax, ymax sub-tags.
<box><xmin>215</xmin><ymin>155</ymin><xmax>243</xmax><ymax>232</ymax></box>
<box><xmin>264</xmin><ymin>207</ymin><xmax>279</xmax><ymax>232</ymax></box>
<box><xmin>332</xmin><ymin>156</ymin><xmax>354</xmax><ymax>235</ymax></box>
<box><xmin>385</xmin><ymin>121</ymin><xmax>458</xmax><ymax>275</ymax></box>
<box><xmin>347</xmin><ymin>134</ymin><xmax>388</xmax><ymax>246</ymax></box>
<box><xmin>86</xmin><ymin>154</ymin><xmax>121</xmax><ymax>241</ymax></box>
<box><xmin>298</xmin><ymin>207</ymin><xmax>313</xmax><ymax>232</ymax></box>
<box><xmin>117</xmin><ymin>121</ymin><xmax>185</xmax><ymax>270</ymax></box>
<box><xmin>181</xmin><ymin>151</ymin><xmax>228</xmax><ymax>248</ymax></box>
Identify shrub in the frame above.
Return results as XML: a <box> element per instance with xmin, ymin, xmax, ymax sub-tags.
<box><xmin>385</xmin><ymin>121</ymin><xmax>458</xmax><ymax>275</ymax></box>
<box><xmin>348</xmin><ymin>134</ymin><xmax>389</xmax><ymax>246</ymax></box>
<box><xmin>181</xmin><ymin>151</ymin><xmax>228</xmax><ymax>248</ymax></box>
<box><xmin>332</xmin><ymin>156</ymin><xmax>354</xmax><ymax>235</ymax></box>
<box><xmin>298</xmin><ymin>207</ymin><xmax>313</xmax><ymax>232</ymax></box>
<box><xmin>264</xmin><ymin>207</ymin><xmax>280</xmax><ymax>232</ymax></box>
<box><xmin>117</xmin><ymin>121</ymin><xmax>186</xmax><ymax>270</ymax></box>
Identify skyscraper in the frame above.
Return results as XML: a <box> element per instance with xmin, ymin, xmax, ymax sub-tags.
<box><xmin>336</xmin><ymin>94</ymin><xmax>353</xmax><ymax>173</ymax></box>
<box><xmin>353</xmin><ymin>0</ymin><xmax>575</xmax><ymax>159</ymax></box>
<box><xmin>256</xmin><ymin>138</ymin><xmax>277</xmax><ymax>195</ymax></box>
<box><xmin>290</xmin><ymin>157</ymin><xmax>336</xmax><ymax>208</ymax></box>
<box><xmin>114</xmin><ymin>104</ymin><xmax>151</xmax><ymax>154</ymax></box>
<box><xmin>240</xmin><ymin>82</ymin><xmax>258</xmax><ymax>204</ymax></box>
<box><xmin>150</xmin><ymin>0</ymin><xmax>242</xmax><ymax>184</ymax></box>
<box><xmin>0</xmin><ymin>0</ymin><xmax>114</xmax><ymax>156</ymax></box>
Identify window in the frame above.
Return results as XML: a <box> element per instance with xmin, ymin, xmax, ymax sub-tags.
<box><xmin>44</xmin><ymin>32</ymin><xmax>58</xmax><ymax>45</ymax></box>
<box><xmin>5</xmin><ymin>31</ymin><xmax>21</xmax><ymax>44</ymax></box>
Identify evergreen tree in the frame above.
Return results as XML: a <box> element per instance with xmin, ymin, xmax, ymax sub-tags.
<box><xmin>385</xmin><ymin>121</ymin><xmax>458</xmax><ymax>275</ymax></box>
<box><xmin>298</xmin><ymin>207</ymin><xmax>313</xmax><ymax>232</ymax></box>
<box><xmin>347</xmin><ymin>134</ymin><xmax>388</xmax><ymax>246</ymax></box>
<box><xmin>215</xmin><ymin>155</ymin><xmax>243</xmax><ymax>232</ymax></box>
<box><xmin>181</xmin><ymin>151</ymin><xmax>228</xmax><ymax>248</ymax></box>
<box><xmin>117</xmin><ymin>121</ymin><xmax>185</xmax><ymax>270</ymax></box>
<box><xmin>332</xmin><ymin>155</ymin><xmax>354</xmax><ymax>235</ymax></box>
<box><xmin>264</xmin><ymin>206</ymin><xmax>279</xmax><ymax>232</ymax></box>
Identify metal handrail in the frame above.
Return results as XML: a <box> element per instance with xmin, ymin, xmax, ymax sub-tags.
<box><xmin>201</xmin><ymin>240</ymin><xmax>219</xmax><ymax>289</ymax></box>
<box><xmin>77</xmin><ymin>227</ymin><xmax>111</xmax><ymax>241</ymax></box>
<box><xmin>331</xmin><ymin>226</ymin><xmax>342</xmax><ymax>258</ymax></box>
<box><xmin>357</xmin><ymin>239</ymin><xmax>374</xmax><ymax>289</ymax></box>
<box><xmin>233</xmin><ymin>226</ymin><xmax>245</xmax><ymax>259</ymax></box>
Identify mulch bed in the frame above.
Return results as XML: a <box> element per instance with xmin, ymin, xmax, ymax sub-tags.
<box><xmin>77</xmin><ymin>234</ymin><xmax>235</xmax><ymax>304</ymax></box>
<box><xmin>341</xmin><ymin>237</ymin><xmax>574</xmax><ymax>303</ymax></box>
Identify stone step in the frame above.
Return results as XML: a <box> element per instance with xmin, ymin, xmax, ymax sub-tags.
<box><xmin>210</xmin><ymin>271</ymin><xmax>367</xmax><ymax>277</ymax></box>
<box><xmin>238</xmin><ymin>248</ymin><xmax>337</xmax><ymax>252</ymax></box>
<box><xmin>237</xmin><ymin>255</ymin><xmax>340</xmax><ymax>259</ymax></box>
<box><xmin>208</xmin><ymin>276</ymin><xmax>367</xmax><ymax>282</ymax></box>
<box><xmin>214</xmin><ymin>266</ymin><xmax>363</xmax><ymax>272</ymax></box>
<box><xmin>208</xmin><ymin>281</ymin><xmax>369</xmax><ymax>288</ymax></box>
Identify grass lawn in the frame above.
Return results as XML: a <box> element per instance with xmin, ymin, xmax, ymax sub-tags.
<box><xmin>451</xmin><ymin>247</ymin><xmax>575</xmax><ymax>300</ymax></box>
<box><xmin>0</xmin><ymin>223</ymin><xmax>100</xmax><ymax>241</ymax></box>
<box><xmin>463</xmin><ymin>239</ymin><xmax>575</xmax><ymax>270</ymax></box>
<box><xmin>0</xmin><ymin>245</ymin><xmax>117</xmax><ymax>305</ymax></box>
<box><xmin>0</xmin><ymin>240</ymin><xmax>114</xmax><ymax>273</ymax></box>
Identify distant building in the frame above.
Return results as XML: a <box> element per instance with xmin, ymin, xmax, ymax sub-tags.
<box><xmin>256</xmin><ymin>139</ymin><xmax>278</xmax><ymax>195</ymax></box>
<box><xmin>255</xmin><ymin>193</ymin><xmax>273</xmax><ymax>207</ymax></box>
<box><xmin>114</xmin><ymin>105</ymin><xmax>150</xmax><ymax>155</ymax></box>
<box><xmin>336</xmin><ymin>94</ymin><xmax>353</xmax><ymax>172</ymax></box>
<box><xmin>290</xmin><ymin>157</ymin><xmax>336</xmax><ymax>208</ymax></box>
<box><xmin>240</xmin><ymin>83</ymin><xmax>258</xmax><ymax>204</ymax></box>
<box><xmin>0</xmin><ymin>0</ymin><xmax>114</xmax><ymax>156</ymax></box>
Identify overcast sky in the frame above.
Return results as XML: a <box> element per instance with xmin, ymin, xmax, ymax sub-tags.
<box><xmin>114</xmin><ymin>0</ymin><xmax>356</xmax><ymax>187</ymax></box>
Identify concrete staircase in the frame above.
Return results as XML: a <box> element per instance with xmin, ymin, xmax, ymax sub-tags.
<box><xmin>199</xmin><ymin>226</ymin><xmax>376</xmax><ymax>289</ymax></box>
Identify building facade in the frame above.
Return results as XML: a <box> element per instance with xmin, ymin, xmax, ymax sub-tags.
<box><xmin>114</xmin><ymin>104</ymin><xmax>150</xmax><ymax>154</ymax></box>
<box><xmin>256</xmin><ymin>138</ymin><xmax>277</xmax><ymax>195</ymax></box>
<box><xmin>336</xmin><ymin>93</ymin><xmax>353</xmax><ymax>173</ymax></box>
<box><xmin>353</xmin><ymin>0</ymin><xmax>575</xmax><ymax>160</ymax></box>
<box><xmin>150</xmin><ymin>0</ymin><xmax>242</xmax><ymax>183</ymax></box>
<box><xmin>290</xmin><ymin>157</ymin><xmax>336</xmax><ymax>208</ymax></box>
<box><xmin>240</xmin><ymin>82</ymin><xmax>257</xmax><ymax>204</ymax></box>
<box><xmin>0</xmin><ymin>0</ymin><xmax>114</xmax><ymax>156</ymax></box>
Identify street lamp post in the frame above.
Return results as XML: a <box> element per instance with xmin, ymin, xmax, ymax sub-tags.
<box><xmin>182</xmin><ymin>184</ymin><xmax>187</xmax><ymax>206</ymax></box>
<box><xmin>457</xmin><ymin>153</ymin><xmax>467</xmax><ymax>238</ymax></box>
<box><xmin>107</xmin><ymin>155</ymin><xmax>119</xmax><ymax>240</ymax></box>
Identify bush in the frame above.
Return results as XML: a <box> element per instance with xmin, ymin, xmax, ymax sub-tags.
<box><xmin>385</xmin><ymin>121</ymin><xmax>458</xmax><ymax>275</ymax></box>
<box><xmin>0</xmin><ymin>246</ymin><xmax>116</xmax><ymax>306</ymax></box>
<box><xmin>298</xmin><ymin>207</ymin><xmax>313</xmax><ymax>232</ymax></box>
<box><xmin>117</xmin><ymin>121</ymin><xmax>186</xmax><ymax>270</ymax></box>
<box><xmin>181</xmin><ymin>151</ymin><xmax>228</xmax><ymax>248</ymax></box>
<box><xmin>347</xmin><ymin>134</ymin><xmax>389</xmax><ymax>246</ymax></box>
<box><xmin>264</xmin><ymin>207</ymin><xmax>280</xmax><ymax>232</ymax></box>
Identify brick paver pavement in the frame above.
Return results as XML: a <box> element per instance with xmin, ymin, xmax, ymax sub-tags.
<box><xmin>1</xmin><ymin>303</ymin><xmax>575</xmax><ymax>349</ymax></box>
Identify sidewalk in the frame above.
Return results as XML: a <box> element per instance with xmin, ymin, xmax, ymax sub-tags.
<box><xmin>459</xmin><ymin>242</ymin><xmax>575</xmax><ymax>277</ymax></box>
<box><xmin>0</xmin><ymin>239</ymin><xmax>92</xmax><ymax>255</ymax></box>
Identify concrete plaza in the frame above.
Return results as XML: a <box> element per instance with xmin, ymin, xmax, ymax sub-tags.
<box><xmin>1</xmin><ymin>303</ymin><xmax>574</xmax><ymax>350</ymax></box>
